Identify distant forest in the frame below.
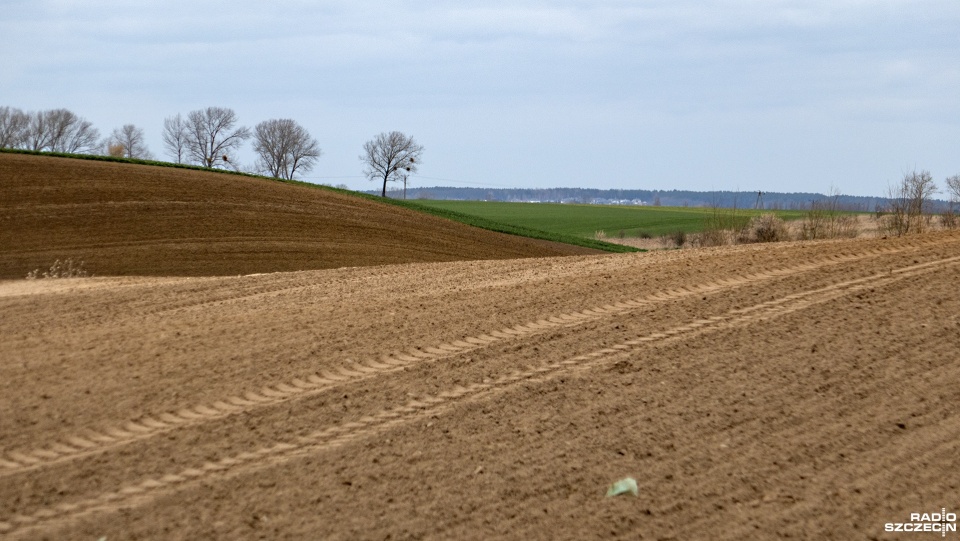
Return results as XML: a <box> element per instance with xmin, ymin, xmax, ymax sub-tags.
<box><xmin>375</xmin><ymin>186</ymin><xmax>952</xmax><ymax>212</ymax></box>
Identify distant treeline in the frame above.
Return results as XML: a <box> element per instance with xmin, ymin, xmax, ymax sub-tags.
<box><xmin>377</xmin><ymin>186</ymin><xmax>952</xmax><ymax>212</ymax></box>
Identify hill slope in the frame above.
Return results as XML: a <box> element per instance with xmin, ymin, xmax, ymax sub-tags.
<box><xmin>0</xmin><ymin>154</ymin><xmax>598</xmax><ymax>279</ymax></box>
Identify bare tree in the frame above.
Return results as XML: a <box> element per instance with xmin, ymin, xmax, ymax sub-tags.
<box><xmin>947</xmin><ymin>174</ymin><xmax>960</xmax><ymax>204</ymax></box>
<box><xmin>885</xmin><ymin>169</ymin><xmax>938</xmax><ymax>236</ymax></box>
<box><xmin>253</xmin><ymin>118</ymin><xmax>321</xmax><ymax>180</ymax></box>
<box><xmin>162</xmin><ymin>114</ymin><xmax>189</xmax><ymax>164</ymax></box>
<box><xmin>0</xmin><ymin>106</ymin><xmax>30</xmax><ymax>149</ymax></box>
<box><xmin>25</xmin><ymin>109</ymin><xmax>100</xmax><ymax>154</ymax></box>
<box><xmin>104</xmin><ymin>124</ymin><xmax>152</xmax><ymax>159</ymax></box>
<box><xmin>941</xmin><ymin>174</ymin><xmax>960</xmax><ymax>229</ymax></box>
<box><xmin>183</xmin><ymin>107</ymin><xmax>251</xmax><ymax>168</ymax></box>
<box><xmin>360</xmin><ymin>131</ymin><xmax>424</xmax><ymax>197</ymax></box>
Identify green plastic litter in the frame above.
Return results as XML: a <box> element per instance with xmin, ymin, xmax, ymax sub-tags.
<box><xmin>605</xmin><ymin>477</ymin><xmax>639</xmax><ymax>497</ymax></box>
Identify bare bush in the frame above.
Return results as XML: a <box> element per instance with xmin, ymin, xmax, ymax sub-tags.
<box><xmin>693</xmin><ymin>229</ymin><xmax>727</xmax><ymax>247</ymax></box>
<box><xmin>831</xmin><ymin>215</ymin><xmax>860</xmax><ymax>238</ymax></box>
<box><xmin>26</xmin><ymin>259</ymin><xmax>90</xmax><ymax>279</ymax></box>
<box><xmin>799</xmin><ymin>203</ymin><xmax>828</xmax><ymax>240</ymax></box>
<box><xmin>799</xmin><ymin>191</ymin><xmax>860</xmax><ymax>240</ymax></box>
<box><xmin>594</xmin><ymin>230</ymin><xmax>607</xmax><ymax>240</ymax></box>
<box><xmin>882</xmin><ymin>170</ymin><xmax>938</xmax><ymax>236</ymax></box>
<box><xmin>941</xmin><ymin>209</ymin><xmax>958</xmax><ymax>230</ymax></box>
<box><xmin>671</xmin><ymin>230</ymin><xmax>687</xmax><ymax>247</ymax></box>
<box><xmin>694</xmin><ymin>205</ymin><xmax>747</xmax><ymax>247</ymax></box>
<box><xmin>743</xmin><ymin>213</ymin><xmax>788</xmax><ymax>243</ymax></box>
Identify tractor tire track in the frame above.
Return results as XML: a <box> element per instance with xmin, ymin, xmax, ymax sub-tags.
<box><xmin>0</xmin><ymin>244</ymin><xmax>912</xmax><ymax>477</ymax></box>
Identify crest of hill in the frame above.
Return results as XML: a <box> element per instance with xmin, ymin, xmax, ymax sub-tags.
<box><xmin>0</xmin><ymin>153</ymin><xmax>599</xmax><ymax>279</ymax></box>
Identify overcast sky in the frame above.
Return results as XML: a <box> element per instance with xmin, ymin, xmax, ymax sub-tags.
<box><xmin>3</xmin><ymin>0</ymin><xmax>959</xmax><ymax>196</ymax></box>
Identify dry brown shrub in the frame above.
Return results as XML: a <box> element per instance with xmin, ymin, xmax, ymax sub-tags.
<box><xmin>691</xmin><ymin>229</ymin><xmax>726</xmax><ymax>247</ymax></box>
<box><xmin>672</xmin><ymin>230</ymin><xmax>687</xmax><ymax>247</ymax></box>
<box><xmin>693</xmin><ymin>205</ymin><xmax>747</xmax><ymax>247</ymax></box>
<box><xmin>107</xmin><ymin>143</ymin><xmax>125</xmax><ymax>158</ymax></box>
<box><xmin>833</xmin><ymin>214</ymin><xmax>861</xmax><ymax>238</ymax></box>
<box><xmin>743</xmin><ymin>213</ymin><xmax>788</xmax><ymax>243</ymax></box>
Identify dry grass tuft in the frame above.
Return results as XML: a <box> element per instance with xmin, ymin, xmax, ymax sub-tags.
<box><xmin>26</xmin><ymin>258</ymin><xmax>91</xmax><ymax>279</ymax></box>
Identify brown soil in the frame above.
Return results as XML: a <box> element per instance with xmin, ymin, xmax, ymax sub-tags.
<box><xmin>0</xmin><ymin>153</ymin><xmax>597</xmax><ymax>279</ymax></box>
<box><xmin>2</xmin><ymin>230</ymin><xmax>959</xmax><ymax>540</ymax></box>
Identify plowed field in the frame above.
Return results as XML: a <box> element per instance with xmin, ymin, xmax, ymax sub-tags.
<box><xmin>2</xmin><ymin>231</ymin><xmax>959</xmax><ymax>540</ymax></box>
<box><xmin>0</xmin><ymin>153</ymin><xmax>597</xmax><ymax>280</ymax></box>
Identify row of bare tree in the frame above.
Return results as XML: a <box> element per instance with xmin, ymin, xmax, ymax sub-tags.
<box><xmin>1</xmin><ymin>105</ymin><xmax>423</xmax><ymax>193</ymax></box>
<box><xmin>0</xmin><ymin>107</ymin><xmax>101</xmax><ymax>154</ymax></box>
<box><xmin>160</xmin><ymin>107</ymin><xmax>325</xmax><ymax>181</ymax></box>
<box><xmin>0</xmin><ymin>106</ymin><xmax>326</xmax><ymax>181</ymax></box>
<box><xmin>161</xmin><ymin>107</ymin><xmax>424</xmax><ymax>193</ymax></box>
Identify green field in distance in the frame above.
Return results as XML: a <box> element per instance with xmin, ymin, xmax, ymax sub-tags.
<box><xmin>414</xmin><ymin>200</ymin><xmax>807</xmax><ymax>238</ymax></box>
